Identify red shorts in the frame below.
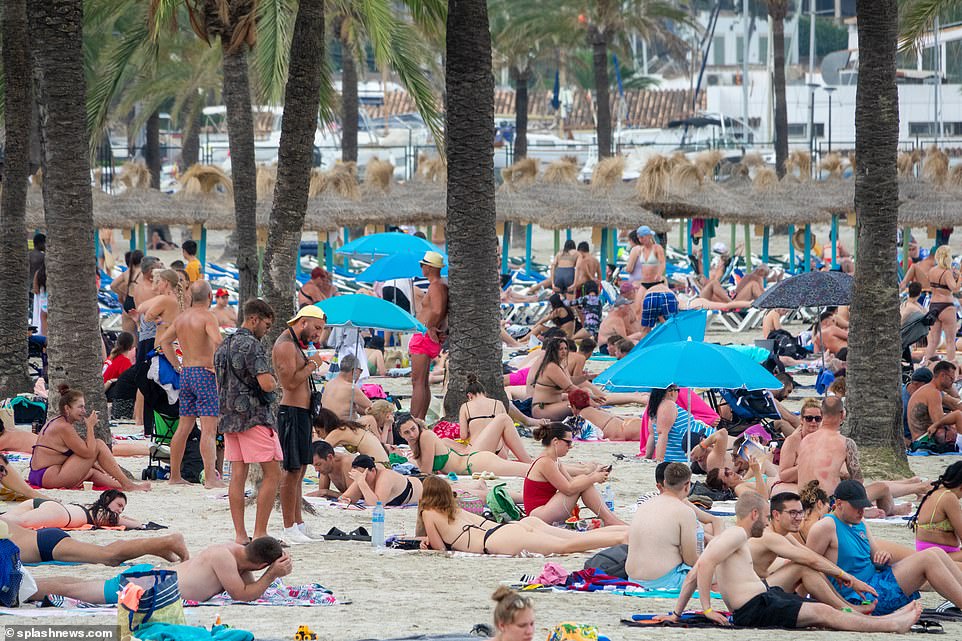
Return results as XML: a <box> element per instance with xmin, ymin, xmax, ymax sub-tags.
<box><xmin>409</xmin><ymin>332</ymin><xmax>442</xmax><ymax>358</ymax></box>
<box><xmin>224</xmin><ymin>425</ymin><xmax>283</xmax><ymax>464</ymax></box>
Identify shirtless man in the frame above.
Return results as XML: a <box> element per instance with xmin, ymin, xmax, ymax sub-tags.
<box><xmin>409</xmin><ymin>251</ymin><xmax>448</xmax><ymax>419</ymax></box>
<box><xmin>813</xmin><ymin>312</ymin><xmax>848</xmax><ymax>356</ymax></box>
<box><xmin>0</xmin><ymin>519</ymin><xmax>187</xmax><ymax>566</ymax></box>
<box><xmin>573</xmin><ymin>241</ymin><xmax>601</xmax><ymax>297</ymax></box>
<box><xmin>797</xmin><ymin>398</ymin><xmax>915</xmax><ymax>516</ymax></box>
<box><xmin>626</xmin><ymin>463</ymin><xmax>700</xmax><ymax>590</ymax></box>
<box><xmin>776</xmin><ymin>399</ymin><xmax>823</xmax><ymax>488</ymax></box>
<box><xmin>762</xmin><ymin>308</ymin><xmax>787</xmax><ymax>338</ymax></box>
<box><xmin>901</xmin><ymin>282</ymin><xmax>926</xmax><ymax>324</ymax></box>
<box><xmin>307</xmin><ymin>440</ymin><xmax>353</xmax><ymax>498</ymax></box>
<box><xmin>730</xmin><ymin>265</ymin><xmax>769</xmax><ymax>303</ymax></box>
<box><xmin>272</xmin><ymin>305</ymin><xmax>326</xmax><ymax>544</ymax></box>
<box><xmin>749</xmin><ymin>492</ymin><xmax>877</xmax><ymax>612</ymax></box>
<box><xmin>321</xmin><ymin>354</ymin><xmax>371</xmax><ymax>420</ymax></box>
<box><xmin>160</xmin><ymin>281</ymin><xmax>223</xmax><ymax>487</ymax></box>
<box><xmin>598</xmin><ymin>300</ymin><xmax>642</xmax><ymax>346</ymax></box>
<box><xmin>31</xmin><ymin>537</ymin><xmax>290</xmax><ymax>606</ymax></box>
<box><xmin>900</xmin><ymin>249</ymin><xmax>934</xmax><ymax>293</ymax></box>
<box><xmin>667</xmin><ymin>491</ymin><xmax>920</xmax><ymax>632</ymax></box>
<box><xmin>212</xmin><ymin>288</ymin><xmax>237</xmax><ymax>328</ymax></box>
<box><xmin>907</xmin><ymin>360</ymin><xmax>962</xmax><ymax>448</ymax></box>
<box><xmin>808</xmin><ymin>480</ymin><xmax>962</xmax><ymax>615</ymax></box>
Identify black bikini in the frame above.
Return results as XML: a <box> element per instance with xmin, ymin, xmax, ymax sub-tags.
<box><xmin>930</xmin><ymin>272</ymin><xmax>955</xmax><ymax>318</ymax></box>
<box><xmin>385</xmin><ymin>480</ymin><xmax>414</xmax><ymax>507</ymax></box>
<box><xmin>466</xmin><ymin>401</ymin><xmax>498</xmax><ymax>427</ymax></box>
<box><xmin>441</xmin><ymin>517</ymin><xmax>509</xmax><ymax>554</ymax></box>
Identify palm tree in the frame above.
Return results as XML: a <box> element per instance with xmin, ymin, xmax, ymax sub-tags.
<box><xmin>28</xmin><ymin>0</ymin><xmax>111</xmax><ymax>440</ymax></box>
<box><xmin>846</xmin><ymin>1</ymin><xmax>908</xmax><ymax>474</ymax></box>
<box><xmin>768</xmin><ymin>0</ymin><xmax>789</xmax><ymax>177</ymax></box>
<box><xmin>442</xmin><ymin>0</ymin><xmax>504</xmax><ymax>417</ymax></box>
<box><xmin>333</xmin><ymin>13</ymin><xmax>360</xmax><ymax>163</ymax></box>
<box><xmin>0</xmin><ymin>0</ymin><xmax>33</xmax><ymax>398</ymax></box>
<box><xmin>512</xmin><ymin>0</ymin><xmax>687</xmax><ymax>159</ymax></box>
<box><xmin>261</xmin><ymin>0</ymin><xmax>327</xmax><ymax>334</ymax></box>
<box><xmin>900</xmin><ymin>1</ymin><xmax>962</xmax><ymax>44</ymax></box>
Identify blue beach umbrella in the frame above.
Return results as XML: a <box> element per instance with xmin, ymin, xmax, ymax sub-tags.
<box><xmin>600</xmin><ymin>339</ymin><xmax>782</xmax><ymax>392</ymax></box>
<box><xmin>355</xmin><ymin>252</ymin><xmax>448</xmax><ymax>282</ymax></box>
<box><xmin>316</xmin><ymin>294</ymin><xmax>425</xmax><ymax>332</ymax></box>
<box><xmin>593</xmin><ymin>311</ymin><xmax>707</xmax><ymax>390</ymax></box>
<box><xmin>337</xmin><ymin>232</ymin><xmax>442</xmax><ymax>258</ymax></box>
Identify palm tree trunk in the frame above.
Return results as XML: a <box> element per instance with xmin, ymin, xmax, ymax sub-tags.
<box><xmin>443</xmin><ymin>0</ymin><xmax>506</xmax><ymax>418</ymax></box>
<box><xmin>590</xmin><ymin>29</ymin><xmax>612</xmax><ymax>159</ymax></box>
<box><xmin>262</xmin><ymin>0</ymin><xmax>325</xmax><ymax>343</ymax></box>
<box><xmin>511</xmin><ymin>66</ymin><xmax>530</xmax><ymax>160</ymax></box>
<box><xmin>180</xmin><ymin>93</ymin><xmax>204</xmax><ymax>170</ymax></box>
<box><xmin>145</xmin><ymin>110</ymin><xmax>161</xmax><ymax>188</ymax></box>
<box><xmin>337</xmin><ymin>17</ymin><xmax>359</xmax><ymax>164</ymax></box>
<box><xmin>769</xmin><ymin>1</ymin><xmax>789</xmax><ymax>178</ymax></box>
<box><xmin>0</xmin><ymin>0</ymin><xmax>33</xmax><ymax>397</ymax></box>
<box><xmin>847</xmin><ymin>0</ymin><xmax>907</xmax><ymax>476</ymax></box>
<box><xmin>221</xmin><ymin>45</ymin><xmax>259</xmax><ymax>322</ymax></box>
<box><xmin>28</xmin><ymin>0</ymin><xmax>110</xmax><ymax>441</ymax></box>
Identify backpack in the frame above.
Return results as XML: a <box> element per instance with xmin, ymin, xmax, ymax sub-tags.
<box><xmin>767</xmin><ymin>328</ymin><xmax>807</xmax><ymax>360</ymax></box>
<box><xmin>583</xmin><ymin>544</ymin><xmax>628</xmax><ymax>579</ymax></box>
<box><xmin>3</xmin><ymin>395</ymin><xmax>46</xmax><ymax>426</ymax></box>
<box><xmin>690</xmin><ymin>480</ymin><xmax>736</xmax><ymax>502</ymax></box>
<box><xmin>0</xmin><ymin>539</ymin><xmax>23</xmax><ymax>607</ymax></box>
<box><xmin>487</xmin><ymin>483</ymin><xmax>523</xmax><ymax>523</ymax></box>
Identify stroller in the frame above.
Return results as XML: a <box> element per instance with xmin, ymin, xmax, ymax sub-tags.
<box><xmin>707</xmin><ymin>387</ymin><xmax>784</xmax><ymax>443</ymax></box>
<box><xmin>901</xmin><ymin>310</ymin><xmax>937</xmax><ymax>383</ymax></box>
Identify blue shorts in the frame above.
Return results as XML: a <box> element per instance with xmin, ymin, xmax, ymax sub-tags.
<box><xmin>103</xmin><ymin>563</ymin><xmax>154</xmax><ymax>604</ymax></box>
<box><xmin>641</xmin><ymin>292</ymin><xmax>678</xmax><ymax>328</ymax></box>
<box><xmin>848</xmin><ymin>566</ymin><xmax>919</xmax><ymax>616</ymax></box>
<box><xmin>631</xmin><ymin>563</ymin><xmax>691</xmax><ymax>591</ymax></box>
<box><xmin>180</xmin><ymin>367</ymin><xmax>219</xmax><ymax>417</ymax></box>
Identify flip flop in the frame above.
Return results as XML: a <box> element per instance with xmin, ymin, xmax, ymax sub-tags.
<box><xmin>323</xmin><ymin>527</ymin><xmax>354</xmax><ymax>541</ymax></box>
<box><xmin>347</xmin><ymin>527</ymin><xmax>371</xmax><ymax>542</ymax></box>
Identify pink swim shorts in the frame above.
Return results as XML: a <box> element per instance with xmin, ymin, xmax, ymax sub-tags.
<box><xmin>224</xmin><ymin>425</ymin><xmax>283</xmax><ymax>464</ymax></box>
<box><xmin>409</xmin><ymin>332</ymin><xmax>442</xmax><ymax>359</ymax></box>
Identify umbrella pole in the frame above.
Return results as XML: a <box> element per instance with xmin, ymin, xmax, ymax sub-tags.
<box><xmin>686</xmin><ymin>388</ymin><xmax>692</xmax><ymax>464</ymax></box>
<box><xmin>831</xmin><ymin>215</ymin><xmax>839</xmax><ymax>270</ymax></box>
<box><xmin>788</xmin><ymin>225</ymin><xmax>796</xmax><ymax>274</ymax></box>
<box><xmin>804</xmin><ymin>224</ymin><xmax>812</xmax><ymax>273</ymax></box>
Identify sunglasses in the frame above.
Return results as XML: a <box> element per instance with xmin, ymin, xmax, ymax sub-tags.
<box><xmin>559</xmin><ymin>438</ymin><xmax>573</xmax><ymax>446</ymax></box>
<box><xmin>802</xmin><ymin>415</ymin><xmax>823</xmax><ymax>422</ymax></box>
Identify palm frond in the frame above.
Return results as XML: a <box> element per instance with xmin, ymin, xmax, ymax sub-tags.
<box><xmin>899</xmin><ymin>0</ymin><xmax>960</xmax><ymax>51</ymax></box>
<box><xmin>86</xmin><ymin>21</ymin><xmax>151</xmax><ymax>149</ymax></box>
<box><xmin>251</xmin><ymin>0</ymin><xmax>296</xmax><ymax>105</ymax></box>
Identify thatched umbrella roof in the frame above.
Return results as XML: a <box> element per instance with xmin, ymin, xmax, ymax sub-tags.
<box><xmin>634</xmin><ymin>156</ymin><xmax>748</xmax><ymax>220</ymax></box>
<box><xmin>898</xmin><ymin>177</ymin><xmax>962</xmax><ymax>226</ymax></box>
<box><xmin>722</xmin><ymin>169</ymin><xmax>836</xmax><ymax>225</ymax></box>
<box><xmin>170</xmin><ymin>164</ymin><xmax>234</xmax><ymax>228</ymax></box>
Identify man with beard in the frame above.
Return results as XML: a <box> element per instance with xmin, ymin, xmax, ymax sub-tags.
<box><xmin>666</xmin><ymin>491</ymin><xmax>920</xmax><ymax>631</ymax></box>
<box><xmin>272</xmin><ymin>306</ymin><xmax>326</xmax><ymax>545</ymax></box>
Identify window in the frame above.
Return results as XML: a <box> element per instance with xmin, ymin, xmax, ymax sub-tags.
<box><xmin>758</xmin><ymin>36</ymin><xmax>768</xmax><ymax>63</ymax></box>
<box><xmin>788</xmin><ymin>123</ymin><xmax>825</xmax><ymax>139</ymax></box>
<box><xmin>736</xmin><ymin>36</ymin><xmax>744</xmax><ymax>64</ymax></box>
<box><xmin>713</xmin><ymin>36</ymin><xmax>726</xmax><ymax>65</ymax></box>
<box><xmin>910</xmin><ymin>122</ymin><xmax>962</xmax><ymax>136</ymax></box>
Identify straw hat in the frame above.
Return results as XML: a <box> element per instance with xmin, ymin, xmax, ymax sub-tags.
<box><xmin>792</xmin><ymin>228</ymin><xmax>816</xmax><ymax>252</ymax></box>
<box><xmin>287</xmin><ymin>305</ymin><xmax>327</xmax><ymax>326</ymax></box>
<box><xmin>419</xmin><ymin>251</ymin><xmax>445</xmax><ymax>269</ymax></box>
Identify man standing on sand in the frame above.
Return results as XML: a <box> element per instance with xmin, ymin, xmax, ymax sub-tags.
<box><xmin>212</xmin><ymin>288</ymin><xmax>237</xmax><ymax>328</ymax></box>
<box><xmin>182</xmin><ymin>239</ymin><xmax>203</xmax><ymax>282</ymax></box>
<box><xmin>667</xmin><ymin>492</ymin><xmax>920</xmax><ymax>632</ymax></box>
<box><xmin>31</xmin><ymin>537</ymin><xmax>291</xmax><ymax>605</ymax></box>
<box><xmin>626</xmin><ymin>462</ymin><xmax>700</xmax><ymax>590</ymax></box>
<box><xmin>573</xmin><ymin>241</ymin><xmax>601</xmax><ymax>297</ymax></box>
<box><xmin>215</xmin><ymin>299</ymin><xmax>281</xmax><ymax>545</ymax></box>
<box><xmin>807</xmin><ymin>480</ymin><xmax>962</xmax><ymax>615</ymax></box>
<box><xmin>273</xmin><ymin>305</ymin><xmax>326</xmax><ymax>545</ymax></box>
<box><xmin>161</xmin><ymin>281</ymin><xmax>223</xmax><ymax>488</ymax></box>
<box><xmin>409</xmin><ymin>251</ymin><xmax>448</xmax><ymax>419</ymax></box>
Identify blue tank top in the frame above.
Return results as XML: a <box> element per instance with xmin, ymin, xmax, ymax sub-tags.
<box><xmin>826</xmin><ymin>513</ymin><xmax>874</xmax><ymax>601</ymax></box>
<box><xmin>659</xmin><ymin>406</ymin><xmax>713</xmax><ymax>463</ymax></box>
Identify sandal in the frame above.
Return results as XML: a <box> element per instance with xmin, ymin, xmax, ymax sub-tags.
<box><xmin>323</xmin><ymin>527</ymin><xmax>353</xmax><ymax>541</ymax></box>
<box><xmin>347</xmin><ymin>527</ymin><xmax>371</xmax><ymax>542</ymax></box>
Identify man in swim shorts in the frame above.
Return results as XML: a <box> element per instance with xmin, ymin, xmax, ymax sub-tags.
<box><xmin>638</xmin><ymin>282</ymin><xmax>677</xmax><ymax>336</ymax></box>
<box><xmin>807</xmin><ymin>479</ymin><xmax>962</xmax><ymax>615</ymax></box>
<box><xmin>410</xmin><ymin>251</ymin><xmax>448</xmax><ymax>419</ymax></box>
<box><xmin>161</xmin><ymin>280</ymin><xmax>224</xmax><ymax>488</ymax></box>
<box><xmin>667</xmin><ymin>492</ymin><xmax>920</xmax><ymax>632</ymax></box>
<box><xmin>626</xmin><ymin>463</ymin><xmax>698</xmax><ymax>590</ymax></box>
<box><xmin>1</xmin><ymin>520</ymin><xmax>188</xmax><ymax>566</ymax></box>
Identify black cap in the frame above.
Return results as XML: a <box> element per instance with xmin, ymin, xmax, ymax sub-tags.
<box><xmin>834</xmin><ymin>480</ymin><xmax>873</xmax><ymax>509</ymax></box>
<box><xmin>351</xmin><ymin>454</ymin><xmax>376</xmax><ymax>470</ymax></box>
<box><xmin>911</xmin><ymin>367</ymin><xmax>934</xmax><ymax>383</ymax></box>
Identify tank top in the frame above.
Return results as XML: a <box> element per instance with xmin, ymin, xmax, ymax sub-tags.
<box><xmin>656</xmin><ymin>406</ymin><xmax>713</xmax><ymax>463</ymax></box>
<box><xmin>523</xmin><ymin>457</ymin><xmax>558</xmax><ymax>513</ymax></box>
<box><xmin>826</xmin><ymin>513</ymin><xmax>874</xmax><ymax>601</ymax></box>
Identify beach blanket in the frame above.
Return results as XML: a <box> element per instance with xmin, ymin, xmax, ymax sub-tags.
<box><xmin>354</xmin><ymin>634</ymin><xmax>489</xmax><ymax>641</ymax></box>
<box><xmin>133</xmin><ymin>622</ymin><xmax>253</xmax><ymax>641</ymax></box>
<box><xmin>622</xmin><ymin>613</ymin><xmax>723</xmax><ymax>628</ymax></box>
<box><xmin>0</xmin><ymin>605</ymin><xmax>115</xmax><ymax>617</ymax></box>
<box><xmin>705</xmin><ymin>501</ymin><xmax>912</xmax><ymax>525</ymax></box>
<box><xmin>184</xmin><ymin>579</ymin><xmax>342</xmax><ymax>607</ymax></box>
<box><xmin>518</xmin><ymin>566</ymin><xmax>720</xmax><ymax>599</ymax></box>
<box><xmin>303</xmin><ymin>497</ymin><xmax>416</xmax><ymax>510</ymax></box>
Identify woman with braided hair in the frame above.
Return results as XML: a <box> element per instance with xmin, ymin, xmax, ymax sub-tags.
<box><xmin>910</xmin><ymin>462</ymin><xmax>962</xmax><ymax>559</ymax></box>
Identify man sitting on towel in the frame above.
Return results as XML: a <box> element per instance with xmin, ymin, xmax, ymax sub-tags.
<box><xmin>28</xmin><ymin>537</ymin><xmax>291</xmax><ymax>605</ymax></box>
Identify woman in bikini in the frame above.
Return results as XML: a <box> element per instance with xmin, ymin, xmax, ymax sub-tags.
<box><xmin>360</xmin><ymin>399</ymin><xmax>396</xmax><ymax>444</ymax></box>
<box><xmin>550</xmin><ymin>240</ymin><xmax>579</xmax><ymax>298</ymax></box>
<box><xmin>566</xmin><ymin>389</ymin><xmax>641</xmax><ymax>441</ymax></box>
<box><xmin>417</xmin><ymin>475</ymin><xmax>626</xmax><ymax>555</ymax></box>
<box><xmin>29</xmin><ymin>386</ymin><xmax>150</xmax><ymax>491</ymax></box>
<box><xmin>910</xmin><ymin>462</ymin><xmax>962</xmax><ymax>560</ymax></box>
<box><xmin>397</xmin><ymin>416</ymin><xmax>531</xmax><ymax>478</ymax></box>
<box><xmin>313</xmin><ymin>409</ymin><xmax>389</xmax><ymax>464</ymax></box>
<box><xmin>339</xmin><ymin>454</ymin><xmax>422</xmax><ymax>507</ymax></box>
<box><xmin>529</xmin><ymin>294</ymin><xmax>577</xmax><ymax>339</ymax></box>
<box><xmin>527</xmin><ymin>339</ymin><xmax>581</xmax><ymax>421</ymax></box>
<box><xmin>3</xmin><ymin>489</ymin><xmax>143</xmax><ymax>529</ymax></box>
<box><xmin>924</xmin><ymin>245</ymin><xmax>959</xmax><ymax>365</ymax></box>
<box><xmin>457</xmin><ymin>375</ymin><xmax>532</xmax><ymax>463</ymax></box>
<box><xmin>523</xmin><ymin>423</ymin><xmax>624</xmax><ymax>526</ymax></box>
<box><xmin>624</xmin><ymin>226</ymin><xmax>665</xmax><ymax>291</ymax></box>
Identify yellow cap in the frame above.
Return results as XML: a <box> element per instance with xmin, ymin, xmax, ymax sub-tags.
<box><xmin>287</xmin><ymin>305</ymin><xmax>327</xmax><ymax>326</ymax></box>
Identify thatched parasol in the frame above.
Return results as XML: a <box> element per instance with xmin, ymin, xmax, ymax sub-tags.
<box><xmin>723</xmin><ymin>168</ymin><xmax>835</xmax><ymax>225</ymax></box>
<box><xmin>898</xmin><ymin>177</ymin><xmax>962</xmax><ymax>226</ymax></box>
<box><xmin>172</xmin><ymin>164</ymin><xmax>235</xmax><ymax>228</ymax></box>
<box><xmin>634</xmin><ymin>155</ymin><xmax>748</xmax><ymax>220</ymax></box>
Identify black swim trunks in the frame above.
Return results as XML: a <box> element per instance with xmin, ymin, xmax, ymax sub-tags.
<box><xmin>36</xmin><ymin>528</ymin><xmax>70</xmax><ymax>562</ymax></box>
<box><xmin>732</xmin><ymin>586</ymin><xmax>814</xmax><ymax>629</ymax></box>
<box><xmin>276</xmin><ymin>405</ymin><xmax>312</xmax><ymax>472</ymax></box>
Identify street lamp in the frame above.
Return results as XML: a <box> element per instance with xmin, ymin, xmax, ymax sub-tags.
<box><xmin>823</xmin><ymin>86</ymin><xmax>836</xmax><ymax>153</ymax></box>
<box><xmin>807</xmin><ymin>82</ymin><xmax>820</xmax><ymax>177</ymax></box>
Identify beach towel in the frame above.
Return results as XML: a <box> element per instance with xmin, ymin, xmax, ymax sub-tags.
<box><xmin>147</xmin><ymin>353</ymin><xmax>180</xmax><ymax>405</ymax></box>
<box><xmin>132</xmin><ymin>622</ymin><xmax>252</xmax><ymax>641</ymax></box>
<box><xmin>184</xmin><ymin>579</ymin><xmax>340</xmax><ymax>607</ymax></box>
<box><xmin>621</xmin><ymin>613</ymin><xmax>723</xmax><ymax>628</ymax></box>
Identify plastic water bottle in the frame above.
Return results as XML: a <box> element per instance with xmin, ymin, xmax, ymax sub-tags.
<box><xmin>372</xmin><ymin>501</ymin><xmax>385</xmax><ymax>548</ymax></box>
<box><xmin>305</xmin><ymin>342</ymin><xmax>317</xmax><ymax>359</ymax></box>
<box><xmin>603</xmin><ymin>483</ymin><xmax>615</xmax><ymax>513</ymax></box>
<box><xmin>695</xmin><ymin>519</ymin><xmax>705</xmax><ymax>555</ymax></box>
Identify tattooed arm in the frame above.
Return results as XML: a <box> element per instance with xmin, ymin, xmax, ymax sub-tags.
<box><xmin>844</xmin><ymin>437</ymin><xmax>863</xmax><ymax>482</ymax></box>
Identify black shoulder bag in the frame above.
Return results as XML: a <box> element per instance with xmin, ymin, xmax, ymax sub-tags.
<box><xmin>225</xmin><ymin>335</ymin><xmax>274</xmax><ymax>406</ymax></box>
<box><xmin>288</xmin><ymin>328</ymin><xmax>323</xmax><ymax>418</ymax></box>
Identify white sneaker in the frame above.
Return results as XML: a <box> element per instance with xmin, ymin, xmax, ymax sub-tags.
<box><xmin>297</xmin><ymin>522</ymin><xmax>322</xmax><ymax>540</ymax></box>
<box><xmin>282</xmin><ymin>526</ymin><xmax>312</xmax><ymax>545</ymax></box>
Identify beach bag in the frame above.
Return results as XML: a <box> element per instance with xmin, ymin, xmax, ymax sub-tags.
<box><xmin>4</xmin><ymin>395</ymin><xmax>46</xmax><ymax>425</ymax></box>
<box><xmin>487</xmin><ymin>483</ymin><xmax>523</xmax><ymax>523</ymax></box>
<box><xmin>546</xmin><ymin>622</ymin><xmax>599</xmax><ymax>641</ymax></box>
<box><xmin>0</xmin><ymin>539</ymin><xmax>23</xmax><ymax>607</ymax></box>
<box><xmin>767</xmin><ymin>329</ymin><xmax>806</xmax><ymax>360</ymax></box>
<box><xmin>117</xmin><ymin>570</ymin><xmax>185</xmax><ymax>641</ymax></box>
<box><xmin>583</xmin><ymin>544</ymin><xmax>628</xmax><ymax>580</ymax></box>
<box><xmin>689</xmin><ymin>480</ymin><xmax>736</xmax><ymax>502</ymax></box>
<box><xmin>455</xmin><ymin>491</ymin><xmax>486</xmax><ymax>516</ymax></box>
<box><xmin>360</xmin><ymin>383</ymin><xmax>386</xmax><ymax>400</ymax></box>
